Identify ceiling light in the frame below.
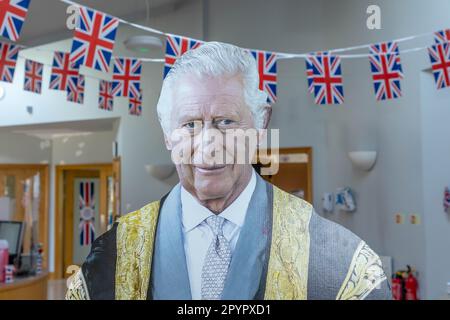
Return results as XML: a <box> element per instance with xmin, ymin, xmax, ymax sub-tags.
<box><xmin>124</xmin><ymin>35</ymin><xmax>163</xmax><ymax>54</ymax></box>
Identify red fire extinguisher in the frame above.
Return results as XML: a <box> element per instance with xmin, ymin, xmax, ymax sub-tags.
<box><xmin>392</xmin><ymin>274</ymin><xmax>403</xmax><ymax>300</ymax></box>
<box><xmin>404</xmin><ymin>265</ymin><xmax>419</xmax><ymax>300</ymax></box>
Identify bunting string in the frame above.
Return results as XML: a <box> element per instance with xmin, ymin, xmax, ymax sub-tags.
<box><xmin>59</xmin><ymin>0</ymin><xmax>438</xmax><ymax>60</ymax></box>
<box><xmin>0</xmin><ymin>0</ymin><xmax>449</xmax><ymax>113</ymax></box>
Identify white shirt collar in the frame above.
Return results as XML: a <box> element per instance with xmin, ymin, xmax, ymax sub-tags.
<box><xmin>181</xmin><ymin>169</ymin><xmax>257</xmax><ymax>232</ymax></box>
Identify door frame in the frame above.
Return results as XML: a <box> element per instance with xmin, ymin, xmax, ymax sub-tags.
<box><xmin>0</xmin><ymin>164</ymin><xmax>49</xmax><ymax>270</ymax></box>
<box><xmin>54</xmin><ymin>163</ymin><xmax>116</xmax><ymax>279</ymax></box>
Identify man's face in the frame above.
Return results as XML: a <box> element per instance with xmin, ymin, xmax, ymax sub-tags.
<box><xmin>166</xmin><ymin>74</ymin><xmax>257</xmax><ymax>202</ymax></box>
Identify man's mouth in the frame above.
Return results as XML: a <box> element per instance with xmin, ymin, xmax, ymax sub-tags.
<box><xmin>194</xmin><ymin>165</ymin><xmax>227</xmax><ymax>174</ymax></box>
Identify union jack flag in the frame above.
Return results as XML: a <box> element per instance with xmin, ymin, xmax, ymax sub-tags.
<box><xmin>305</xmin><ymin>51</ymin><xmax>327</xmax><ymax>94</ymax></box>
<box><xmin>79</xmin><ymin>181</ymin><xmax>95</xmax><ymax>246</ymax></box>
<box><xmin>99</xmin><ymin>80</ymin><xmax>113</xmax><ymax>111</ymax></box>
<box><xmin>305</xmin><ymin>53</ymin><xmax>344</xmax><ymax>105</ymax></box>
<box><xmin>444</xmin><ymin>186</ymin><xmax>450</xmax><ymax>213</ymax></box>
<box><xmin>434</xmin><ymin>29</ymin><xmax>450</xmax><ymax>44</ymax></box>
<box><xmin>129</xmin><ymin>90</ymin><xmax>142</xmax><ymax>116</ymax></box>
<box><xmin>306</xmin><ymin>59</ymin><xmax>314</xmax><ymax>93</ymax></box>
<box><xmin>70</xmin><ymin>7</ymin><xmax>119</xmax><ymax>72</ymax></box>
<box><xmin>0</xmin><ymin>0</ymin><xmax>30</xmax><ymax>42</ymax></box>
<box><xmin>428</xmin><ymin>42</ymin><xmax>450</xmax><ymax>89</ymax></box>
<box><xmin>250</xmin><ymin>50</ymin><xmax>278</xmax><ymax>103</ymax></box>
<box><xmin>369</xmin><ymin>42</ymin><xmax>403</xmax><ymax>101</ymax></box>
<box><xmin>164</xmin><ymin>34</ymin><xmax>202</xmax><ymax>78</ymax></box>
<box><xmin>67</xmin><ymin>74</ymin><xmax>84</xmax><ymax>104</ymax></box>
<box><xmin>23</xmin><ymin>59</ymin><xmax>42</xmax><ymax>94</ymax></box>
<box><xmin>0</xmin><ymin>41</ymin><xmax>19</xmax><ymax>82</ymax></box>
<box><xmin>112</xmin><ymin>58</ymin><xmax>141</xmax><ymax>98</ymax></box>
<box><xmin>50</xmin><ymin>52</ymin><xmax>79</xmax><ymax>91</ymax></box>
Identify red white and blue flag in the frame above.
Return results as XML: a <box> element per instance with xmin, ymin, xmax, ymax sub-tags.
<box><xmin>305</xmin><ymin>51</ymin><xmax>327</xmax><ymax>94</ymax></box>
<box><xmin>112</xmin><ymin>58</ymin><xmax>141</xmax><ymax>98</ymax></box>
<box><xmin>428</xmin><ymin>42</ymin><xmax>450</xmax><ymax>89</ymax></box>
<box><xmin>99</xmin><ymin>79</ymin><xmax>113</xmax><ymax>111</ymax></box>
<box><xmin>305</xmin><ymin>53</ymin><xmax>344</xmax><ymax>105</ymax></box>
<box><xmin>23</xmin><ymin>59</ymin><xmax>42</xmax><ymax>94</ymax></box>
<box><xmin>79</xmin><ymin>181</ymin><xmax>95</xmax><ymax>246</ymax></box>
<box><xmin>434</xmin><ymin>29</ymin><xmax>450</xmax><ymax>44</ymax></box>
<box><xmin>70</xmin><ymin>6</ymin><xmax>119</xmax><ymax>73</ymax></box>
<box><xmin>0</xmin><ymin>41</ymin><xmax>19</xmax><ymax>82</ymax></box>
<box><xmin>128</xmin><ymin>90</ymin><xmax>142</xmax><ymax>116</ymax></box>
<box><xmin>67</xmin><ymin>74</ymin><xmax>84</xmax><ymax>104</ymax></box>
<box><xmin>369</xmin><ymin>42</ymin><xmax>403</xmax><ymax>101</ymax></box>
<box><xmin>50</xmin><ymin>52</ymin><xmax>79</xmax><ymax>91</ymax></box>
<box><xmin>0</xmin><ymin>0</ymin><xmax>30</xmax><ymax>42</ymax></box>
<box><xmin>250</xmin><ymin>50</ymin><xmax>278</xmax><ymax>103</ymax></box>
<box><xmin>444</xmin><ymin>187</ymin><xmax>450</xmax><ymax>213</ymax></box>
<box><xmin>164</xmin><ymin>34</ymin><xmax>202</xmax><ymax>78</ymax></box>
<box><xmin>306</xmin><ymin>59</ymin><xmax>315</xmax><ymax>94</ymax></box>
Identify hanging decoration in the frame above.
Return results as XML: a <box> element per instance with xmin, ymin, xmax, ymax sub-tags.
<box><xmin>428</xmin><ymin>42</ymin><xmax>450</xmax><ymax>89</ymax></box>
<box><xmin>305</xmin><ymin>53</ymin><xmax>344</xmax><ymax>105</ymax></box>
<box><xmin>369</xmin><ymin>41</ymin><xmax>403</xmax><ymax>101</ymax></box>
<box><xmin>164</xmin><ymin>34</ymin><xmax>203</xmax><ymax>78</ymax></box>
<box><xmin>112</xmin><ymin>57</ymin><xmax>142</xmax><ymax>98</ymax></box>
<box><xmin>0</xmin><ymin>41</ymin><xmax>19</xmax><ymax>82</ymax></box>
<box><xmin>5</xmin><ymin>0</ymin><xmax>450</xmax><ymax>119</ymax></box>
<box><xmin>67</xmin><ymin>73</ymin><xmax>84</xmax><ymax>104</ymax></box>
<box><xmin>69</xmin><ymin>6</ymin><xmax>119</xmax><ymax>72</ymax></box>
<box><xmin>99</xmin><ymin>79</ymin><xmax>113</xmax><ymax>111</ymax></box>
<box><xmin>250</xmin><ymin>50</ymin><xmax>278</xmax><ymax>103</ymax></box>
<box><xmin>434</xmin><ymin>29</ymin><xmax>450</xmax><ymax>43</ymax></box>
<box><xmin>444</xmin><ymin>186</ymin><xmax>450</xmax><ymax>213</ymax></box>
<box><xmin>50</xmin><ymin>51</ymin><xmax>79</xmax><ymax>91</ymax></box>
<box><xmin>23</xmin><ymin>59</ymin><xmax>42</xmax><ymax>93</ymax></box>
<box><xmin>0</xmin><ymin>0</ymin><xmax>31</xmax><ymax>42</ymax></box>
<box><xmin>79</xmin><ymin>181</ymin><xmax>96</xmax><ymax>246</ymax></box>
<box><xmin>128</xmin><ymin>90</ymin><xmax>142</xmax><ymax>116</ymax></box>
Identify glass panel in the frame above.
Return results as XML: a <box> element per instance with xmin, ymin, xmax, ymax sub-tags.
<box><xmin>0</xmin><ymin>175</ymin><xmax>16</xmax><ymax>220</ymax></box>
<box><xmin>107</xmin><ymin>176</ymin><xmax>114</xmax><ymax>230</ymax></box>
<box><xmin>4</xmin><ymin>175</ymin><xmax>15</xmax><ymax>198</ymax></box>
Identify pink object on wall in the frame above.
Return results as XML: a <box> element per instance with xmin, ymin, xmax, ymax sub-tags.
<box><xmin>0</xmin><ymin>240</ymin><xmax>9</xmax><ymax>283</ymax></box>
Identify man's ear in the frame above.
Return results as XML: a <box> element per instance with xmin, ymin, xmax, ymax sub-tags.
<box><xmin>164</xmin><ymin>133</ymin><xmax>173</xmax><ymax>151</ymax></box>
<box><xmin>262</xmin><ymin>105</ymin><xmax>272</xmax><ymax>130</ymax></box>
<box><xmin>257</xmin><ymin>105</ymin><xmax>272</xmax><ymax>146</ymax></box>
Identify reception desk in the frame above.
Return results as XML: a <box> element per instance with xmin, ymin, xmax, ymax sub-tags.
<box><xmin>0</xmin><ymin>272</ymin><xmax>48</xmax><ymax>300</ymax></box>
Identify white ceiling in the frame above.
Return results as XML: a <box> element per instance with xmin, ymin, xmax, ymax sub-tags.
<box><xmin>20</xmin><ymin>0</ymin><xmax>193</xmax><ymax>46</ymax></box>
<box><xmin>1</xmin><ymin>118</ymin><xmax>119</xmax><ymax>140</ymax></box>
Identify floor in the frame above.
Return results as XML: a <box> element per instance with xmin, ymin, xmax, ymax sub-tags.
<box><xmin>47</xmin><ymin>279</ymin><xmax>66</xmax><ymax>300</ymax></box>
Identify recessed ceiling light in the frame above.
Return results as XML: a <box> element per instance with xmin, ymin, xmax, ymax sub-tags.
<box><xmin>124</xmin><ymin>35</ymin><xmax>163</xmax><ymax>54</ymax></box>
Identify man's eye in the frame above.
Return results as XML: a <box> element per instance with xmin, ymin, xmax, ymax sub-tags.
<box><xmin>183</xmin><ymin>121</ymin><xmax>201</xmax><ymax>130</ymax></box>
<box><xmin>217</xmin><ymin>119</ymin><xmax>235</xmax><ymax>126</ymax></box>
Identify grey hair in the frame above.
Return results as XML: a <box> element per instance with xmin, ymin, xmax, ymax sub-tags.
<box><xmin>156</xmin><ymin>41</ymin><xmax>269</xmax><ymax>134</ymax></box>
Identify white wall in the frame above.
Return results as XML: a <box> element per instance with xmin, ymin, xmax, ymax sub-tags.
<box><xmin>0</xmin><ymin>132</ymin><xmax>51</xmax><ymax>163</ymax></box>
<box><xmin>52</xmin><ymin>131</ymin><xmax>114</xmax><ymax>165</ymax></box>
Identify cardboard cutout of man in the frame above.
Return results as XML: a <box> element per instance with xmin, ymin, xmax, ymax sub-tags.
<box><xmin>66</xmin><ymin>42</ymin><xmax>391</xmax><ymax>300</ymax></box>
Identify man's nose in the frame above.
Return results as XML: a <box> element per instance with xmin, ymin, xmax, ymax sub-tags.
<box><xmin>193</xmin><ymin>124</ymin><xmax>224</xmax><ymax>164</ymax></box>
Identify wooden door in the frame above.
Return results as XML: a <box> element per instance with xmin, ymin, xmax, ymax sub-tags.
<box><xmin>255</xmin><ymin>147</ymin><xmax>313</xmax><ymax>203</ymax></box>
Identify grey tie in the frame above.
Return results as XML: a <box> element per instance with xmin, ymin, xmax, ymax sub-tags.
<box><xmin>201</xmin><ymin>215</ymin><xmax>232</xmax><ymax>300</ymax></box>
